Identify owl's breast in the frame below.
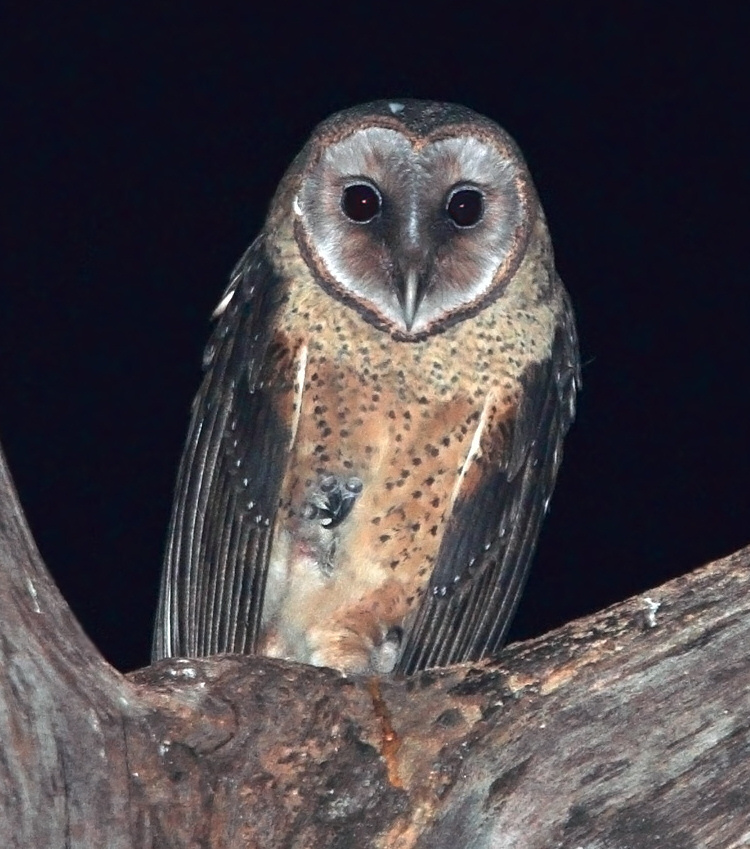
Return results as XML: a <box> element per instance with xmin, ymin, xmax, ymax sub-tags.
<box><xmin>258</xmin><ymin>234</ymin><xmax>560</xmax><ymax>669</ymax></box>
<box><xmin>259</xmin><ymin>304</ymin><xmax>526</xmax><ymax>664</ymax></box>
<box><xmin>279</xmin><ymin>262</ymin><xmax>552</xmax><ymax>562</ymax></box>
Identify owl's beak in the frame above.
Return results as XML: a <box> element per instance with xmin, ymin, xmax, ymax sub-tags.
<box><xmin>401</xmin><ymin>268</ymin><xmax>421</xmax><ymax>330</ymax></box>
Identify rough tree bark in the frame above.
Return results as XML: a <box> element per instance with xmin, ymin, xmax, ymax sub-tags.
<box><xmin>1</xmin><ymin>435</ymin><xmax>749</xmax><ymax>848</ymax></box>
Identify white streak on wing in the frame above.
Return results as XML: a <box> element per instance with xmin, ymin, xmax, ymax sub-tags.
<box><xmin>292</xmin><ymin>194</ymin><xmax>303</xmax><ymax>216</ymax></box>
<box><xmin>212</xmin><ymin>280</ymin><xmax>237</xmax><ymax>318</ymax></box>
<box><xmin>290</xmin><ymin>344</ymin><xmax>308</xmax><ymax>447</ymax></box>
<box><xmin>161</xmin><ymin>580</ymin><xmax>173</xmax><ymax>656</ymax></box>
<box><xmin>26</xmin><ymin>578</ymin><xmax>41</xmax><ymax>613</ymax></box>
<box><xmin>388</xmin><ymin>102</ymin><xmax>405</xmax><ymax>114</ymax></box>
<box><xmin>450</xmin><ymin>391</ymin><xmax>494</xmax><ymax>509</ymax></box>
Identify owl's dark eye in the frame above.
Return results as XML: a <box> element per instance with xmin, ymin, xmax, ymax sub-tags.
<box><xmin>447</xmin><ymin>188</ymin><xmax>484</xmax><ymax>228</ymax></box>
<box><xmin>341</xmin><ymin>183</ymin><xmax>382</xmax><ymax>223</ymax></box>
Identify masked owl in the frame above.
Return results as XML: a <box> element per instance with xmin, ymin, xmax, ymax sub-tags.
<box><xmin>153</xmin><ymin>99</ymin><xmax>580</xmax><ymax>675</ymax></box>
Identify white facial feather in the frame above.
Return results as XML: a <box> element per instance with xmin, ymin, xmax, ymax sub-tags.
<box><xmin>294</xmin><ymin>119</ymin><xmax>533</xmax><ymax>338</ymax></box>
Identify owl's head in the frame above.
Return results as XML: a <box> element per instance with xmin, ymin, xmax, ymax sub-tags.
<box><xmin>274</xmin><ymin>100</ymin><xmax>541</xmax><ymax>340</ymax></box>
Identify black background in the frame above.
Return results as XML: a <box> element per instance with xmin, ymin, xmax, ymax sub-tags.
<box><xmin>2</xmin><ymin>7</ymin><xmax>748</xmax><ymax>672</ymax></box>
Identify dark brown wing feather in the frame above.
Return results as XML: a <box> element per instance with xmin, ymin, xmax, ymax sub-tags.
<box><xmin>397</xmin><ymin>291</ymin><xmax>579</xmax><ymax>674</ymax></box>
<box><xmin>152</xmin><ymin>239</ymin><xmax>292</xmax><ymax>660</ymax></box>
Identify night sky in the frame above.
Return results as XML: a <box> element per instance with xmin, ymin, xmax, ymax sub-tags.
<box><xmin>2</xmin><ymin>8</ymin><xmax>748</xmax><ymax>672</ymax></box>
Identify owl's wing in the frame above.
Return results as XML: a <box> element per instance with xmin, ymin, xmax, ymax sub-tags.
<box><xmin>152</xmin><ymin>238</ymin><xmax>294</xmax><ymax>660</ymax></box>
<box><xmin>397</xmin><ymin>291</ymin><xmax>580</xmax><ymax>674</ymax></box>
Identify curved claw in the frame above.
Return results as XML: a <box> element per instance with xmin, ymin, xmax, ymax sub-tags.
<box><xmin>301</xmin><ymin>473</ymin><xmax>364</xmax><ymax>528</ymax></box>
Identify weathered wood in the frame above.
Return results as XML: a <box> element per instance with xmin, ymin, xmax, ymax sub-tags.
<box><xmin>1</xmin><ymin>435</ymin><xmax>749</xmax><ymax>847</ymax></box>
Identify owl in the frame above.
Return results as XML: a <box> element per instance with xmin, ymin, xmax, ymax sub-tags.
<box><xmin>153</xmin><ymin>100</ymin><xmax>579</xmax><ymax>675</ymax></box>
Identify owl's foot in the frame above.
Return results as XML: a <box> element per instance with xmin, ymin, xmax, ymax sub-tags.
<box><xmin>265</xmin><ymin>579</ymin><xmax>410</xmax><ymax>674</ymax></box>
<box><xmin>300</xmin><ymin>474</ymin><xmax>363</xmax><ymax>528</ymax></box>
<box><xmin>307</xmin><ymin>624</ymin><xmax>403</xmax><ymax>675</ymax></box>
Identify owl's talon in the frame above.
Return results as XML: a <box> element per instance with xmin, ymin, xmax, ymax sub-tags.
<box><xmin>302</xmin><ymin>473</ymin><xmax>363</xmax><ymax>528</ymax></box>
<box><xmin>320</xmin><ymin>475</ymin><xmax>338</xmax><ymax>493</ymax></box>
<box><xmin>345</xmin><ymin>476</ymin><xmax>363</xmax><ymax>493</ymax></box>
<box><xmin>299</xmin><ymin>502</ymin><xmax>318</xmax><ymax>520</ymax></box>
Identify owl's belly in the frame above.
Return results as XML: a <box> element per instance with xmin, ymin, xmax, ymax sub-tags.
<box><xmin>257</xmin><ymin>354</ymin><xmax>497</xmax><ymax>673</ymax></box>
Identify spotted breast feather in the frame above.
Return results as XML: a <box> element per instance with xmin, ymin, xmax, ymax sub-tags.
<box><xmin>397</xmin><ymin>300</ymin><xmax>578</xmax><ymax>673</ymax></box>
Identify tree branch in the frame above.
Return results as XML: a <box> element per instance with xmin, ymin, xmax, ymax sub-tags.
<box><xmin>1</xmin><ymin>436</ymin><xmax>748</xmax><ymax>847</ymax></box>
